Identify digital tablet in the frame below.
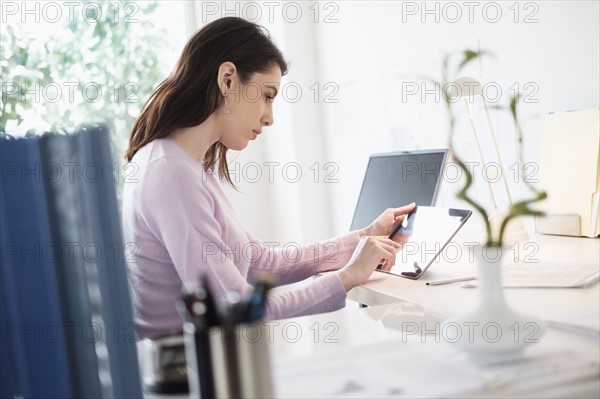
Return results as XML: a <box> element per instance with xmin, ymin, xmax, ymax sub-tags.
<box><xmin>378</xmin><ymin>206</ymin><xmax>472</xmax><ymax>279</ymax></box>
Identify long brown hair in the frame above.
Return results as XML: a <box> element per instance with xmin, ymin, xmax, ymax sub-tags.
<box><xmin>126</xmin><ymin>17</ymin><xmax>288</xmax><ymax>187</ymax></box>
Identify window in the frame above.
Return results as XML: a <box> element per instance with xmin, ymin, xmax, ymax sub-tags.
<box><xmin>1</xmin><ymin>1</ymin><xmax>187</xmax><ymax>192</ymax></box>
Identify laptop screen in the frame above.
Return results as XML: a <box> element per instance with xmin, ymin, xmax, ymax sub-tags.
<box><xmin>350</xmin><ymin>149</ymin><xmax>448</xmax><ymax>231</ymax></box>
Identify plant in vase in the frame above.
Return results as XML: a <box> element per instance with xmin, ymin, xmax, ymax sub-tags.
<box><xmin>432</xmin><ymin>50</ymin><xmax>547</xmax><ymax>359</ymax></box>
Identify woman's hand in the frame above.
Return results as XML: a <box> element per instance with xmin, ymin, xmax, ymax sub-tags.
<box><xmin>336</xmin><ymin>236</ymin><xmax>401</xmax><ymax>291</ymax></box>
<box><xmin>359</xmin><ymin>203</ymin><xmax>417</xmax><ymax>238</ymax></box>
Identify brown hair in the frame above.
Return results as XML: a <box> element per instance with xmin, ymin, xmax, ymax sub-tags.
<box><xmin>126</xmin><ymin>17</ymin><xmax>288</xmax><ymax>187</ymax></box>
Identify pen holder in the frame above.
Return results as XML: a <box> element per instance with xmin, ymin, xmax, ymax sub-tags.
<box><xmin>209</xmin><ymin>323</ymin><xmax>274</xmax><ymax>399</ymax></box>
<box><xmin>180</xmin><ymin>275</ymin><xmax>275</xmax><ymax>398</ymax></box>
<box><xmin>182</xmin><ymin>321</ymin><xmax>215</xmax><ymax>399</ymax></box>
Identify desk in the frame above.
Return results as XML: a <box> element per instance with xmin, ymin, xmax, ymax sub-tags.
<box><xmin>272</xmin><ymin>234</ymin><xmax>599</xmax><ymax>397</ymax></box>
<box><xmin>272</xmin><ymin>302</ymin><xmax>599</xmax><ymax>398</ymax></box>
<box><xmin>146</xmin><ymin>234</ymin><xmax>599</xmax><ymax>398</ymax></box>
<box><xmin>348</xmin><ymin>234</ymin><xmax>600</xmax><ymax>321</ymax></box>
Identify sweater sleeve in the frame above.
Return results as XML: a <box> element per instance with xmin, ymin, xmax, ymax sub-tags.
<box><xmin>244</xmin><ymin>230</ymin><xmax>362</xmax><ymax>319</ymax></box>
<box><xmin>244</xmin><ymin>228</ymin><xmax>361</xmax><ymax>285</ymax></box>
<box><xmin>139</xmin><ymin>157</ymin><xmax>355</xmax><ymax>320</ymax></box>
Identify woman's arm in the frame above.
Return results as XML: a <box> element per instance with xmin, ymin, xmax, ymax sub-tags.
<box><xmin>243</xmin><ymin>228</ymin><xmax>361</xmax><ymax>286</ymax></box>
<box><xmin>139</xmin><ymin>156</ymin><xmax>349</xmax><ymax>320</ymax></box>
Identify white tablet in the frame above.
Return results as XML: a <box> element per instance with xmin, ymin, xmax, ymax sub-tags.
<box><xmin>378</xmin><ymin>206</ymin><xmax>472</xmax><ymax>279</ymax></box>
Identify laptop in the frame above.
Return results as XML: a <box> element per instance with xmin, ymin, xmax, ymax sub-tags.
<box><xmin>350</xmin><ymin>149</ymin><xmax>448</xmax><ymax>231</ymax></box>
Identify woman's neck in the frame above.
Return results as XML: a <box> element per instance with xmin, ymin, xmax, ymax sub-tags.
<box><xmin>168</xmin><ymin>117</ymin><xmax>220</xmax><ymax>163</ymax></box>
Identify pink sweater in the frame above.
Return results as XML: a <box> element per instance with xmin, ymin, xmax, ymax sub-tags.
<box><xmin>122</xmin><ymin>138</ymin><xmax>361</xmax><ymax>339</ymax></box>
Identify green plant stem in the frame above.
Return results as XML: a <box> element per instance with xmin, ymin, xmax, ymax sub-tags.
<box><xmin>439</xmin><ymin>50</ymin><xmax>546</xmax><ymax>247</ymax></box>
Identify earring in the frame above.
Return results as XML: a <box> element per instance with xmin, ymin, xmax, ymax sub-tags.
<box><xmin>224</xmin><ymin>93</ymin><xmax>230</xmax><ymax>115</ymax></box>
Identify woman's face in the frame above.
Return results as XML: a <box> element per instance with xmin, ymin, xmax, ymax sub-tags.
<box><xmin>219</xmin><ymin>66</ymin><xmax>282</xmax><ymax>151</ymax></box>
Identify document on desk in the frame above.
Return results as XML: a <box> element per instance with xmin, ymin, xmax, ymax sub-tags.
<box><xmin>544</xmin><ymin>306</ymin><xmax>600</xmax><ymax>337</ymax></box>
<box><xmin>274</xmin><ymin>338</ymin><xmax>600</xmax><ymax>398</ymax></box>
<box><xmin>274</xmin><ymin>338</ymin><xmax>485</xmax><ymax>398</ymax></box>
<box><xmin>476</xmin><ymin>350</ymin><xmax>600</xmax><ymax>396</ymax></box>
<box><xmin>461</xmin><ymin>261</ymin><xmax>600</xmax><ymax>288</ymax></box>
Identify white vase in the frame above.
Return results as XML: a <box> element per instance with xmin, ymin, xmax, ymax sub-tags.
<box><xmin>443</xmin><ymin>245</ymin><xmax>545</xmax><ymax>360</ymax></box>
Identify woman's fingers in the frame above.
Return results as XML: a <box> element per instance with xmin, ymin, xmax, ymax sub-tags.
<box><xmin>351</xmin><ymin>236</ymin><xmax>400</xmax><ymax>281</ymax></box>
<box><xmin>389</xmin><ymin>203</ymin><xmax>416</xmax><ymax>233</ymax></box>
<box><xmin>393</xmin><ymin>202</ymin><xmax>416</xmax><ymax>217</ymax></box>
<box><xmin>373</xmin><ymin>237</ymin><xmax>398</xmax><ymax>271</ymax></box>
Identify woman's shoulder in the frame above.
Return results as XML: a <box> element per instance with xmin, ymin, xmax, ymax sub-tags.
<box><xmin>125</xmin><ymin>139</ymin><xmax>216</xmax><ymax>200</ymax></box>
<box><xmin>131</xmin><ymin>138</ymin><xmax>209</xmax><ymax>175</ymax></box>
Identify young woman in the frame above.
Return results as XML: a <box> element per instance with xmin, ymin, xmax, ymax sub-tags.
<box><xmin>122</xmin><ymin>17</ymin><xmax>415</xmax><ymax>339</ymax></box>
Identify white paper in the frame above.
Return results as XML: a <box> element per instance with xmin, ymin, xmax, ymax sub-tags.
<box><xmin>274</xmin><ymin>338</ymin><xmax>600</xmax><ymax>398</ymax></box>
<box><xmin>544</xmin><ymin>307</ymin><xmax>600</xmax><ymax>337</ymax></box>
<box><xmin>274</xmin><ymin>338</ymin><xmax>484</xmax><ymax>398</ymax></box>
<box><xmin>476</xmin><ymin>350</ymin><xmax>600</xmax><ymax>396</ymax></box>
<box><xmin>462</xmin><ymin>261</ymin><xmax>600</xmax><ymax>288</ymax></box>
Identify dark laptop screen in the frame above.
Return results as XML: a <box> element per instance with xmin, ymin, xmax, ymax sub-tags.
<box><xmin>350</xmin><ymin>150</ymin><xmax>448</xmax><ymax>231</ymax></box>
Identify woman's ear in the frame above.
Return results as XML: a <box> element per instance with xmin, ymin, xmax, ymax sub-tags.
<box><xmin>217</xmin><ymin>61</ymin><xmax>237</xmax><ymax>94</ymax></box>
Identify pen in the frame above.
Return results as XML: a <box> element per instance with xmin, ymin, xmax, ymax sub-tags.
<box><xmin>244</xmin><ymin>274</ymin><xmax>275</xmax><ymax>323</ymax></box>
<box><xmin>426</xmin><ymin>276</ymin><xmax>477</xmax><ymax>286</ymax></box>
<box><xmin>177</xmin><ymin>283</ymin><xmax>216</xmax><ymax>399</ymax></box>
<box><xmin>223</xmin><ymin>292</ymin><xmax>243</xmax><ymax>399</ymax></box>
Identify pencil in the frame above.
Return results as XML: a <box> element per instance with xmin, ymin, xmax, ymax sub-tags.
<box><xmin>426</xmin><ymin>276</ymin><xmax>477</xmax><ymax>286</ymax></box>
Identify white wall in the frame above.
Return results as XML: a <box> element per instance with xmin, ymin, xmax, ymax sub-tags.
<box><xmin>190</xmin><ymin>1</ymin><xmax>600</xmax><ymax>244</ymax></box>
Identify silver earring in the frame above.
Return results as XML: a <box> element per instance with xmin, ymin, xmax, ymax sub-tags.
<box><xmin>224</xmin><ymin>94</ymin><xmax>230</xmax><ymax>115</ymax></box>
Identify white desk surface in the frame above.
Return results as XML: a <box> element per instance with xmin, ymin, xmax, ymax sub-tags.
<box><xmin>146</xmin><ymin>234</ymin><xmax>599</xmax><ymax>398</ymax></box>
<box><xmin>271</xmin><ymin>301</ymin><xmax>599</xmax><ymax>398</ymax></box>
<box><xmin>347</xmin><ymin>233</ymin><xmax>600</xmax><ymax>321</ymax></box>
<box><xmin>270</xmin><ymin>234</ymin><xmax>599</xmax><ymax>398</ymax></box>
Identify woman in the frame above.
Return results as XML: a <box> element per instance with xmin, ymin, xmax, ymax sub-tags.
<box><xmin>122</xmin><ymin>17</ymin><xmax>414</xmax><ymax>339</ymax></box>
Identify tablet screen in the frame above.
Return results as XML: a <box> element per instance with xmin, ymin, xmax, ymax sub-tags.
<box><xmin>383</xmin><ymin>206</ymin><xmax>472</xmax><ymax>279</ymax></box>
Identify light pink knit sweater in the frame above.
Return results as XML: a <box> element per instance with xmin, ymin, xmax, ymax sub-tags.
<box><xmin>122</xmin><ymin>138</ymin><xmax>360</xmax><ymax>339</ymax></box>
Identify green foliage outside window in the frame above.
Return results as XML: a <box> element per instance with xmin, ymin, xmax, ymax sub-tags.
<box><xmin>1</xmin><ymin>0</ymin><xmax>174</xmax><ymax>166</ymax></box>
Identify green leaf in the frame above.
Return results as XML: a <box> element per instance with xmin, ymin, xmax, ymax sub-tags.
<box><xmin>509</xmin><ymin>92</ymin><xmax>522</xmax><ymax>119</ymax></box>
<box><xmin>457</xmin><ymin>50</ymin><xmax>480</xmax><ymax>71</ymax></box>
<box><xmin>455</xmin><ymin>49</ymin><xmax>494</xmax><ymax>75</ymax></box>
